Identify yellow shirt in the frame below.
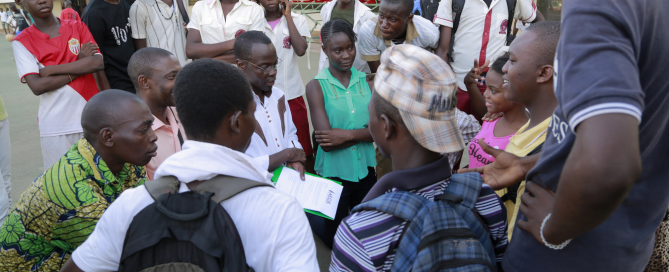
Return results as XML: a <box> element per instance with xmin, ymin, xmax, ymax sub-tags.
<box><xmin>0</xmin><ymin>95</ymin><xmax>7</xmax><ymax>121</ymax></box>
<box><xmin>495</xmin><ymin>117</ymin><xmax>551</xmax><ymax>240</ymax></box>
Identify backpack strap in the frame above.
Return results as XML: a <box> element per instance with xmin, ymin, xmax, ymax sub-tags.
<box><xmin>441</xmin><ymin>172</ymin><xmax>484</xmax><ymax>210</ymax></box>
<box><xmin>145</xmin><ymin>176</ymin><xmax>181</xmax><ymax>201</ymax></box>
<box><xmin>145</xmin><ymin>175</ymin><xmax>272</xmax><ymax>204</ymax></box>
<box><xmin>193</xmin><ymin>175</ymin><xmax>272</xmax><ymax>204</ymax></box>
<box><xmin>175</xmin><ymin>0</ymin><xmax>190</xmax><ymax>24</ymax></box>
<box><xmin>352</xmin><ymin>190</ymin><xmax>429</xmax><ymax>221</ymax></box>
<box><xmin>506</xmin><ymin>0</ymin><xmax>517</xmax><ymax>45</ymax></box>
<box><xmin>447</xmin><ymin>0</ymin><xmax>466</xmax><ymax>63</ymax></box>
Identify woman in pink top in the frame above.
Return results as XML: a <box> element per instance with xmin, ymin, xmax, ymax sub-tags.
<box><xmin>464</xmin><ymin>53</ymin><xmax>529</xmax><ymax>169</ymax></box>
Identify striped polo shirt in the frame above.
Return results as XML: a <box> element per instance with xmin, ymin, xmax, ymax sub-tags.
<box><xmin>330</xmin><ymin>156</ymin><xmax>508</xmax><ymax>271</ymax></box>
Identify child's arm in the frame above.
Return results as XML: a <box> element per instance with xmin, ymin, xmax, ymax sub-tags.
<box><xmin>464</xmin><ymin>59</ymin><xmax>490</xmax><ymax>118</ymax></box>
<box><xmin>185</xmin><ymin>29</ymin><xmax>236</xmax><ymax>59</ymax></box>
<box><xmin>281</xmin><ymin>0</ymin><xmax>308</xmax><ymax>56</ymax></box>
<box><xmin>93</xmin><ymin>70</ymin><xmax>111</xmax><ymax>91</ymax></box>
<box><xmin>24</xmin><ymin>74</ymin><xmax>78</xmax><ymax>96</ymax></box>
<box><xmin>38</xmin><ymin>42</ymin><xmax>104</xmax><ymax>77</ymax></box>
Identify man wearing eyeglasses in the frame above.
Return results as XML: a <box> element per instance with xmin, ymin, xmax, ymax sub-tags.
<box><xmin>234</xmin><ymin>31</ymin><xmax>308</xmax><ymax>179</ymax></box>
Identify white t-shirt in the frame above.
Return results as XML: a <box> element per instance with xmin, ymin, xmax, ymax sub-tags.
<box><xmin>0</xmin><ymin>12</ymin><xmax>7</xmax><ymax>22</ymax></box>
<box><xmin>12</xmin><ymin>41</ymin><xmax>86</xmax><ymax>137</ymax></box>
<box><xmin>246</xmin><ymin>87</ymin><xmax>302</xmax><ymax>164</ymax></box>
<box><xmin>187</xmin><ymin>0</ymin><xmax>265</xmax><ymax>44</ymax></box>
<box><xmin>433</xmin><ymin>0</ymin><xmax>537</xmax><ymax>91</ymax></box>
<box><xmin>71</xmin><ymin>140</ymin><xmax>319</xmax><ymax>272</ymax></box>
<box><xmin>264</xmin><ymin>13</ymin><xmax>310</xmax><ymax>100</ymax></box>
<box><xmin>358</xmin><ymin>15</ymin><xmax>440</xmax><ymax>62</ymax></box>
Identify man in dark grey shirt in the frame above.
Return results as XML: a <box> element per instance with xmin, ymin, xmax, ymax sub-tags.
<box><xmin>500</xmin><ymin>0</ymin><xmax>669</xmax><ymax>271</ymax></box>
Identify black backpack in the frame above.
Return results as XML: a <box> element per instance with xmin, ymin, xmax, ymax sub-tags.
<box><xmin>421</xmin><ymin>0</ymin><xmax>517</xmax><ymax>62</ymax></box>
<box><xmin>117</xmin><ymin>175</ymin><xmax>272</xmax><ymax>272</ymax></box>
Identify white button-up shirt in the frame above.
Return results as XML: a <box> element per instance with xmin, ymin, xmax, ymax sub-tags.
<box><xmin>130</xmin><ymin>0</ymin><xmax>189</xmax><ymax>66</ymax></box>
<box><xmin>246</xmin><ymin>87</ymin><xmax>302</xmax><ymax>163</ymax></box>
<box><xmin>433</xmin><ymin>0</ymin><xmax>537</xmax><ymax>90</ymax></box>
<box><xmin>187</xmin><ymin>0</ymin><xmax>265</xmax><ymax>44</ymax></box>
<box><xmin>264</xmin><ymin>13</ymin><xmax>311</xmax><ymax>100</ymax></box>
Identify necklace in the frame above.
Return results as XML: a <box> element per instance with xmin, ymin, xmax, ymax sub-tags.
<box><xmin>155</xmin><ymin>0</ymin><xmax>175</xmax><ymax>20</ymax></box>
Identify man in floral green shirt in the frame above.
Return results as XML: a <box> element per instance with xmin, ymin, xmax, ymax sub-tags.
<box><xmin>0</xmin><ymin>90</ymin><xmax>158</xmax><ymax>271</ymax></box>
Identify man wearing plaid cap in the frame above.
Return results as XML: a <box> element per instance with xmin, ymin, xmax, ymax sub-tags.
<box><xmin>330</xmin><ymin>44</ymin><xmax>508</xmax><ymax>271</ymax></box>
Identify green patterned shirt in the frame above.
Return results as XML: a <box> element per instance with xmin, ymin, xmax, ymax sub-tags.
<box><xmin>0</xmin><ymin>138</ymin><xmax>146</xmax><ymax>271</ymax></box>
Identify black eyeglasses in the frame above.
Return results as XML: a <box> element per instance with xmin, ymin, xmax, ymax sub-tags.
<box><xmin>243</xmin><ymin>59</ymin><xmax>282</xmax><ymax>74</ymax></box>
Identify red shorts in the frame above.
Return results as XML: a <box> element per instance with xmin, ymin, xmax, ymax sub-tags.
<box><xmin>288</xmin><ymin>96</ymin><xmax>314</xmax><ymax>156</ymax></box>
<box><xmin>456</xmin><ymin>84</ymin><xmax>487</xmax><ymax>122</ymax></box>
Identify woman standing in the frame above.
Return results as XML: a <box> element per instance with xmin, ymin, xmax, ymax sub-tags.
<box><xmin>305</xmin><ymin>19</ymin><xmax>376</xmax><ymax>248</ymax></box>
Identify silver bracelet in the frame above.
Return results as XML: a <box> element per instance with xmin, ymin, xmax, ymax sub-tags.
<box><xmin>540</xmin><ymin>213</ymin><xmax>572</xmax><ymax>250</ymax></box>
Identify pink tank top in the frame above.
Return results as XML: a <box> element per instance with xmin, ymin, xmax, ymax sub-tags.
<box><xmin>268</xmin><ymin>18</ymin><xmax>281</xmax><ymax>30</ymax></box>
<box><xmin>468</xmin><ymin>119</ymin><xmax>515</xmax><ymax>169</ymax></box>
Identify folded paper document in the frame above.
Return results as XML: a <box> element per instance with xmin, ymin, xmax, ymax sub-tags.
<box><xmin>272</xmin><ymin>166</ymin><xmax>343</xmax><ymax>220</ymax></box>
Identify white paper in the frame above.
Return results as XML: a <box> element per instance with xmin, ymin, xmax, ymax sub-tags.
<box><xmin>274</xmin><ymin>167</ymin><xmax>343</xmax><ymax>219</ymax></box>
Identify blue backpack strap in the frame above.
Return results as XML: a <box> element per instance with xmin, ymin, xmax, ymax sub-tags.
<box><xmin>351</xmin><ymin>190</ymin><xmax>429</xmax><ymax>221</ymax></box>
<box><xmin>439</xmin><ymin>172</ymin><xmax>484</xmax><ymax>210</ymax></box>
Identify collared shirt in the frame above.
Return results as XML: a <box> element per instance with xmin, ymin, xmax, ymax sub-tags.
<box><xmin>494</xmin><ymin>117</ymin><xmax>550</xmax><ymax>239</ymax></box>
<box><xmin>0</xmin><ymin>138</ymin><xmax>146</xmax><ymax>271</ymax></box>
<box><xmin>318</xmin><ymin>0</ymin><xmax>376</xmax><ymax>73</ymax></box>
<box><xmin>187</xmin><ymin>0</ymin><xmax>265</xmax><ymax>44</ymax></box>
<box><xmin>130</xmin><ymin>0</ymin><xmax>189</xmax><ymax>66</ymax></box>
<box><xmin>313</xmin><ymin>68</ymin><xmax>376</xmax><ymax>182</ymax></box>
<box><xmin>433</xmin><ymin>0</ymin><xmax>537</xmax><ymax>91</ymax></box>
<box><xmin>71</xmin><ymin>140</ymin><xmax>320</xmax><ymax>272</ymax></box>
<box><xmin>263</xmin><ymin>14</ymin><xmax>310</xmax><ymax>100</ymax></box>
<box><xmin>359</xmin><ymin>15</ymin><xmax>440</xmax><ymax>62</ymax></box>
<box><xmin>12</xmin><ymin>20</ymin><xmax>100</xmax><ymax>136</ymax></box>
<box><xmin>146</xmin><ymin>107</ymin><xmax>186</xmax><ymax>180</ymax></box>
<box><xmin>330</xmin><ymin>156</ymin><xmax>508</xmax><ymax>271</ymax></box>
<box><xmin>245</xmin><ymin>87</ymin><xmax>302</xmax><ymax>166</ymax></box>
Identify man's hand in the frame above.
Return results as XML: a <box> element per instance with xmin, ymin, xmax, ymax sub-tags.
<box><xmin>516</xmin><ymin>181</ymin><xmax>557</xmax><ymax>245</ymax></box>
<box><xmin>482</xmin><ymin>112</ymin><xmax>503</xmax><ymax>122</ymax></box>
<box><xmin>458</xmin><ymin>138</ymin><xmax>526</xmax><ymax>189</ymax></box>
<box><xmin>287</xmin><ymin>161</ymin><xmax>306</xmax><ymax>180</ymax></box>
<box><xmin>280</xmin><ymin>0</ymin><xmax>292</xmax><ymax>17</ymax></box>
<box><xmin>284</xmin><ymin>147</ymin><xmax>306</xmax><ymax>164</ymax></box>
<box><xmin>315</xmin><ymin>128</ymin><xmax>351</xmax><ymax>147</ymax></box>
<box><xmin>464</xmin><ymin>59</ymin><xmax>490</xmax><ymax>87</ymax></box>
<box><xmin>78</xmin><ymin>42</ymin><xmax>98</xmax><ymax>60</ymax></box>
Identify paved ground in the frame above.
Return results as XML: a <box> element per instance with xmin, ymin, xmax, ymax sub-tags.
<box><xmin>0</xmin><ymin>37</ymin><xmax>333</xmax><ymax>270</ymax></box>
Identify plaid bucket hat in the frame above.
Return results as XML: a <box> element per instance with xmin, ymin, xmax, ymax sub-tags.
<box><xmin>374</xmin><ymin>44</ymin><xmax>465</xmax><ymax>154</ymax></box>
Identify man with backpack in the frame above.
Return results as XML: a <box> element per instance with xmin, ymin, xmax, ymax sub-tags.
<box><xmin>61</xmin><ymin>59</ymin><xmax>319</xmax><ymax>272</ymax></box>
<box><xmin>7</xmin><ymin>4</ymin><xmax>31</xmax><ymax>35</ymax></box>
<box><xmin>330</xmin><ymin>44</ymin><xmax>507</xmax><ymax>271</ymax></box>
<box><xmin>432</xmin><ymin>0</ymin><xmax>543</xmax><ymax>119</ymax></box>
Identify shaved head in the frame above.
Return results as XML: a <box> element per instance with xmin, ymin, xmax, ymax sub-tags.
<box><xmin>81</xmin><ymin>90</ymin><xmax>145</xmax><ymax>140</ymax></box>
<box><xmin>523</xmin><ymin>21</ymin><xmax>561</xmax><ymax>66</ymax></box>
<box><xmin>81</xmin><ymin>89</ymin><xmax>158</xmax><ymax>168</ymax></box>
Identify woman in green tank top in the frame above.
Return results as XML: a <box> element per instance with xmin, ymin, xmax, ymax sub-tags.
<box><xmin>305</xmin><ymin>19</ymin><xmax>377</xmax><ymax>248</ymax></box>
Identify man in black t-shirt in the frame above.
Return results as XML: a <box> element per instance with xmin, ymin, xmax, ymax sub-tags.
<box><xmin>82</xmin><ymin>0</ymin><xmax>136</xmax><ymax>93</ymax></box>
<box><xmin>464</xmin><ymin>0</ymin><xmax>669</xmax><ymax>271</ymax></box>
<box><xmin>8</xmin><ymin>4</ymin><xmax>30</xmax><ymax>34</ymax></box>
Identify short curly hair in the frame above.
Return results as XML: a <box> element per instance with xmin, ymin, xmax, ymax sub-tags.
<box><xmin>173</xmin><ymin>59</ymin><xmax>253</xmax><ymax>140</ymax></box>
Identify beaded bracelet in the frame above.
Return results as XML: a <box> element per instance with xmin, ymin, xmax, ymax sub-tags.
<box><xmin>540</xmin><ymin>213</ymin><xmax>572</xmax><ymax>250</ymax></box>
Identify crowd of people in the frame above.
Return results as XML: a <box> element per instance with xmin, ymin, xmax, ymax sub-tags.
<box><xmin>0</xmin><ymin>0</ymin><xmax>666</xmax><ymax>270</ymax></box>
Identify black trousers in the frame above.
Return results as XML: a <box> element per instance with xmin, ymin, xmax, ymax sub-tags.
<box><xmin>308</xmin><ymin>167</ymin><xmax>377</xmax><ymax>248</ymax></box>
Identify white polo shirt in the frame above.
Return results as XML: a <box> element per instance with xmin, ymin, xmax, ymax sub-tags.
<box><xmin>71</xmin><ymin>140</ymin><xmax>319</xmax><ymax>272</ymax></box>
<box><xmin>130</xmin><ymin>0</ymin><xmax>189</xmax><ymax>66</ymax></box>
<box><xmin>264</xmin><ymin>13</ymin><xmax>310</xmax><ymax>100</ymax></box>
<box><xmin>187</xmin><ymin>0</ymin><xmax>265</xmax><ymax>44</ymax></box>
<box><xmin>433</xmin><ymin>0</ymin><xmax>537</xmax><ymax>90</ymax></box>
<box><xmin>358</xmin><ymin>15</ymin><xmax>439</xmax><ymax>62</ymax></box>
<box><xmin>246</xmin><ymin>87</ymin><xmax>302</xmax><ymax>162</ymax></box>
<box><xmin>318</xmin><ymin>0</ymin><xmax>376</xmax><ymax>73</ymax></box>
